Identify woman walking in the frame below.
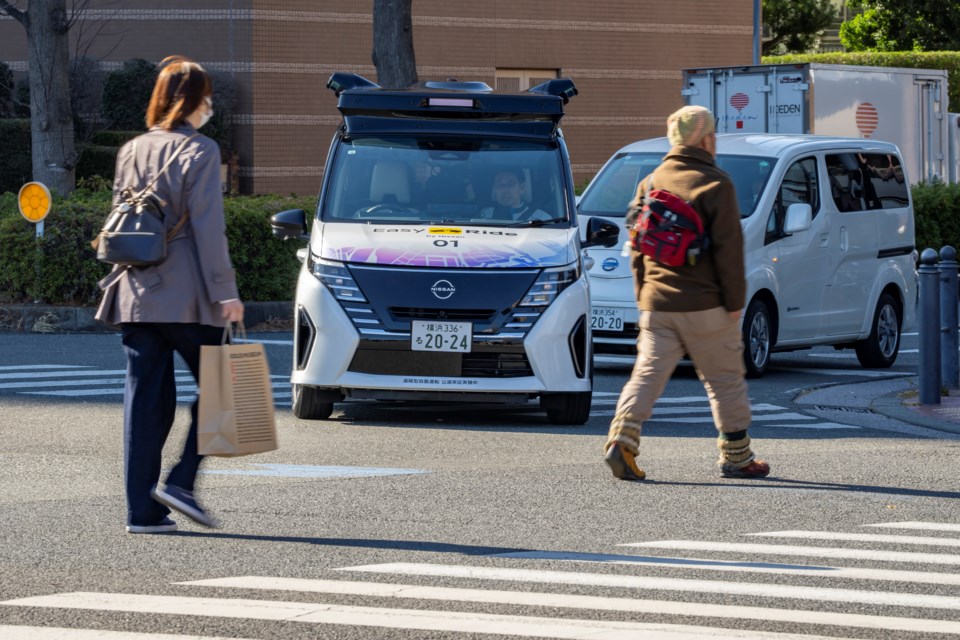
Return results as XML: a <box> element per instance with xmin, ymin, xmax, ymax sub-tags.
<box><xmin>96</xmin><ymin>55</ymin><xmax>244</xmax><ymax>533</ymax></box>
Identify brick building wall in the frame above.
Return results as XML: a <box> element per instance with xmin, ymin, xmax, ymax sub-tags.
<box><xmin>0</xmin><ymin>1</ymin><xmax>754</xmax><ymax>195</ymax></box>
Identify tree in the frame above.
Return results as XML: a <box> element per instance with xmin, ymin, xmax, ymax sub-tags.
<box><xmin>371</xmin><ymin>0</ymin><xmax>417</xmax><ymax>89</ymax></box>
<box><xmin>0</xmin><ymin>0</ymin><xmax>78</xmax><ymax>195</ymax></box>
<box><xmin>762</xmin><ymin>0</ymin><xmax>836</xmax><ymax>55</ymax></box>
<box><xmin>840</xmin><ymin>1</ymin><xmax>960</xmax><ymax>52</ymax></box>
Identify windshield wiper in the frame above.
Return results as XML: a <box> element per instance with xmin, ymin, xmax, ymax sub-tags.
<box><xmin>505</xmin><ymin>217</ymin><xmax>566</xmax><ymax>227</ymax></box>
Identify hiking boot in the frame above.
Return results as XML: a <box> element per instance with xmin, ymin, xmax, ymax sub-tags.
<box><xmin>604</xmin><ymin>443</ymin><xmax>646</xmax><ymax>481</ymax></box>
<box><xmin>151</xmin><ymin>484</ymin><xmax>218</xmax><ymax>528</ymax></box>
<box><xmin>720</xmin><ymin>459</ymin><xmax>771</xmax><ymax>479</ymax></box>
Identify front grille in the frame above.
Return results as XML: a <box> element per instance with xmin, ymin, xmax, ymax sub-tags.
<box><xmin>348</xmin><ymin>341</ymin><xmax>532</xmax><ymax>377</ymax></box>
<box><xmin>389</xmin><ymin>307</ymin><xmax>497</xmax><ymax>323</ymax></box>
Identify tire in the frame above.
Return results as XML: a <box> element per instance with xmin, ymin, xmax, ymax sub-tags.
<box><xmin>855</xmin><ymin>292</ymin><xmax>901</xmax><ymax>369</ymax></box>
<box><xmin>291</xmin><ymin>384</ymin><xmax>334</xmax><ymax>420</ymax></box>
<box><xmin>542</xmin><ymin>391</ymin><xmax>592</xmax><ymax>425</ymax></box>
<box><xmin>742</xmin><ymin>298</ymin><xmax>772</xmax><ymax>378</ymax></box>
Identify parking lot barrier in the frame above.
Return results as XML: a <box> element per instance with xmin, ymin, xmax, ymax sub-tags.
<box><xmin>919</xmin><ymin>248</ymin><xmax>941</xmax><ymax>405</ymax></box>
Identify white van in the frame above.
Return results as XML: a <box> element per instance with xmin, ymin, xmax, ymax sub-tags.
<box><xmin>578</xmin><ymin>134</ymin><xmax>917</xmax><ymax>376</ymax></box>
<box><xmin>271</xmin><ymin>73</ymin><xmax>619</xmax><ymax>423</ymax></box>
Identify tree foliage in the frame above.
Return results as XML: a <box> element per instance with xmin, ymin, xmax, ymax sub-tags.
<box><xmin>763</xmin><ymin>0</ymin><xmax>836</xmax><ymax>55</ymax></box>
<box><xmin>841</xmin><ymin>1</ymin><xmax>960</xmax><ymax>52</ymax></box>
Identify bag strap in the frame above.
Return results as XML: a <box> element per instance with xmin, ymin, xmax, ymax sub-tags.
<box><xmin>131</xmin><ymin>133</ymin><xmax>199</xmax><ymax>240</ymax></box>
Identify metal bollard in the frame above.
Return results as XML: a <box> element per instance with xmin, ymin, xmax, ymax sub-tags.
<box><xmin>919</xmin><ymin>248</ymin><xmax>942</xmax><ymax>404</ymax></box>
<box><xmin>941</xmin><ymin>246</ymin><xmax>959</xmax><ymax>390</ymax></box>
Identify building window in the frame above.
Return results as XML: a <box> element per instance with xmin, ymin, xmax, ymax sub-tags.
<box><xmin>495</xmin><ymin>69</ymin><xmax>559</xmax><ymax>92</ymax></box>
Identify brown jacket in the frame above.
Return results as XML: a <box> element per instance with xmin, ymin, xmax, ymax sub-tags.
<box><xmin>627</xmin><ymin>145</ymin><xmax>745</xmax><ymax>313</ymax></box>
<box><xmin>95</xmin><ymin>124</ymin><xmax>239</xmax><ymax>327</ymax></box>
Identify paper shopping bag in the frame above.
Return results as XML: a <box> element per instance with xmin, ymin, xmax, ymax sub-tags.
<box><xmin>198</xmin><ymin>338</ymin><xmax>278</xmax><ymax>457</ymax></box>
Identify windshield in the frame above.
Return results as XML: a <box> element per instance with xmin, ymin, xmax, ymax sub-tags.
<box><xmin>578</xmin><ymin>152</ymin><xmax>776</xmax><ymax>218</ymax></box>
<box><xmin>322</xmin><ymin>136</ymin><xmax>569</xmax><ymax>226</ymax></box>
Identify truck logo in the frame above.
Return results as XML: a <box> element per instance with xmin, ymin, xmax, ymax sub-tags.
<box><xmin>856</xmin><ymin>103</ymin><xmax>879</xmax><ymax>138</ymax></box>
<box><xmin>431</xmin><ymin>279</ymin><xmax>456</xmax><ymax>300</ymax></box>
<box><xmin>730</xmin><ymin>92</ymin><xmax>750</xmax><ymax>111</ymax></box>
<box><xmin>601</xmin><ymin>258</ymin><xmax>619</xmax><ymax>271</ymax></box>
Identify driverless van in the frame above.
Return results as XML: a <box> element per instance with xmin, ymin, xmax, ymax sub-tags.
<box><xmin>271</xmin><ymin>73</ymin><xmax>619</xmax><ymax>423</ymax></box>
<box><xmin>578</xmin><ymin>134</ymin><xmax>917</xmax><ymax>376</ymax></box>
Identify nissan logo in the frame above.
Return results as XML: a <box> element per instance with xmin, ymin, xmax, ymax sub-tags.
<box><xmin>601</xmin><ymin>257</ymin><xmax>619</xmax><ymax>272</ymax></box>
<box><xmin>431</xmin><ymin>279</ymin><xmax>456</xmax><ymax>300</ymax></box>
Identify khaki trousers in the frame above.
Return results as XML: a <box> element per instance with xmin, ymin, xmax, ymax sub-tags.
<box><xmin>608</xmin><ymin>307</ymin><xmax>752</xmax><ymax>451</ymax></box>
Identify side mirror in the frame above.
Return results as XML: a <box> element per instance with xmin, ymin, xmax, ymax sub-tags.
<box><xmin>582</xmin><ymin>216</ymin><xmax>620</xmax><ymax>249</ymax></box>
<box><xmin>783</xmin><ymin>203</ymin><xmax>812</xmax><ymax>234</ymax></box>
<box><xmin>271</xmin><ymin>209</ymin><xmax>308</xmax><ymax>240</ymax></box>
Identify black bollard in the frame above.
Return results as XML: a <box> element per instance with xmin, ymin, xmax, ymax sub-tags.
<box><xmin>919</xmin><ymin>248</ymin><xmax>941</xmax><ymax>405</ymax></box>
<box><xmin>940</xmin><ymin>246</ymin><xmax>959</xmax><ymax>390</ymax></box>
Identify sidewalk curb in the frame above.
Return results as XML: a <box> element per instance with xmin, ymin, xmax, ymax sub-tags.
<box><xmin>0</xmin><ymin>302</ymin><xmax>294</xmax><ymax>333</ymax></box>
<box><xmin>869</xmin><ymin>376</ymin><xmax>960</xmax><ymax>435</ymax></box>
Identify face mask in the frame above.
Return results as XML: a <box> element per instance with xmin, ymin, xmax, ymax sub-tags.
<box><xmin>199</xmin><ymin>97</ymin><xmax>213</xmax><ymax>128</ymax></box>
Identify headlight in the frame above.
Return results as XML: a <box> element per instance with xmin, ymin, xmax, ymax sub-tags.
<box><xmin>519</xmin><ymin>263</ymin><xmax>580</xmax><ymax>307</ymax></box>
<box><xmin>307</xmin><ymin>254</ymin><xmax>367</xmax><ymax>302</ymax></box>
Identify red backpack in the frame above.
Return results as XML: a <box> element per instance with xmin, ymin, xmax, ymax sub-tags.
<box><xmin>630</xmin><ymin>178</ymin><xmax>709</xmax><ymax>267</ymax></box>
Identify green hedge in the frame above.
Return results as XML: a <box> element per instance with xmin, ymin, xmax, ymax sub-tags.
<box><xmin>0</xmin><ymin>119</ymin><xmax>31</xmax><ymax>195</ymax></box>
<box><xmin>764</xmin><ymin>52</ymin><xmax>960</xmax><ymax>111</ymax></box>
<box><xmin>913</xmin><ymin>181</ymin><xmax>960</xmax><ymax>254</ymax></box>
<box><xmin>76</xmin><ymin>144</ymin><xmax>120</xmax><ymax>184</ymax></box>
<box><xmin>0</xmin><ymin>191</ymin><xmax>315</xmax><ymax>305</ymax></box>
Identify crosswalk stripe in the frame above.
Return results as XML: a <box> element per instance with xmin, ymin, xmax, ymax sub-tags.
<box><xmin>181</xmin><ymin>575</ymin><xmax>960</xmax><ymax>635</ymax></box>
<box><xmin>0</xmin><ymin>592</ymin><xmax>850</xmax><ymax>640</ymax></box>
<box><xmin>775</xmin><ymin>367</ymin><xmax>912</xmax><ymax>378</ymax></box>
<box><xmin>0</xmin><ymin>369</ymin><xmax>128</xmax><ymax>380</ymax></box>
<box><xmin>750</xmin><ymin>530</ymin><xmax>960</xmax><ymax>547</ymax></box>
<box><xmin>0</xmin><ymin>377</ymin><xmax>189</xmax><ymax>390</ymax></box>
<box><xmin>492</xmin><ymin>550</ymin><xmax>960</xmax><ymax>585</ymax></box>
<box><xmin>338</xmin><ymin>562</ymin><xmax>960</xmax><ymax>610</ymax></box>
<box><xmin>866</xmin><ymin>521</ymin><xmax>960</xmax><ymax>532</ymax></box>
<box><xmin>0</xmin><ymin>625</ymin><xmax>246</xmax><ymax>639</ymax></box>
<box><xmin>0</xmin><ymin>365</ymin><xmax>88</xmax><ymax>371</ymax></box>
<box><xmin>622</xmin><ymin>540</ymin><xmax>960</xmax><ymax>565</ymax></box>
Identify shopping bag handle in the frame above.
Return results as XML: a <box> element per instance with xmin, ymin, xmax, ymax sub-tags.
<box><xmin>221</xmin><ymin>321</ymin><xmax>247</xmax><ymax>345</ymax></box>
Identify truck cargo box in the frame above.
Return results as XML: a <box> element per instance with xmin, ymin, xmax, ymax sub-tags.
<box><xmin>682</xmin><ymin>63</ymin><xmax>949</xmax><ymax>184</ymax></box>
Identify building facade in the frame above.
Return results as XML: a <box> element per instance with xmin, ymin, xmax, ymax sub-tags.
<box><xmin>0</xmin><ymin>1</ymin><xmax>754</xmax><ymax>195</ymax></box>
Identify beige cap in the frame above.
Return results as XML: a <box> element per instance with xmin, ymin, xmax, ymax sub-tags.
<box><xmin>667</xmin><ymin>105</ymin><xmax>715</xmax><ymax>147</ymax></box>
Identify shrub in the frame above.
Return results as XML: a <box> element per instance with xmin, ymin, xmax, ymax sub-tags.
<box><xmin>0</xmin><ymin>119</ymin><xmax>32</xmax><ymax>195</ymax></box>
<box><xmin>100</xmin><ymin>58</ymin><xmax>156</xmax><ymax>132</ymax></box>
<box><xmin>912</xmin><ymin>181</ymin><xmax>960</xmax><ymax>254</ymax></box>
<box><xmin>76</xmin><ymin>144</ymin><xmax>120</xmax><ymax>184</ymax></box>
<box><xmin>0</xmin><ymin>191</ymin><xmax>316</xmax><ymax>305</ymax></box>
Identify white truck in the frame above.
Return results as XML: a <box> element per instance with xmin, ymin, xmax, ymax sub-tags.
<box><xmin>682</xmin><ymin>63</ymin><xmax>950</xmax><ymax>184</ymax></box>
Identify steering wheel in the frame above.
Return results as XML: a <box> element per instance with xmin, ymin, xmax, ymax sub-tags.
<box><xmin>362</xmin><ymin>203</ymin><xmax>415</xmax><ymax>216</ymax></box>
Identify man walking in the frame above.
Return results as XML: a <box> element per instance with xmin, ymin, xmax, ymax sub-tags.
<box><xmin>604</xmin><ymin>105</ymin><xmax>770</xmax><ymax>481</ymax></box>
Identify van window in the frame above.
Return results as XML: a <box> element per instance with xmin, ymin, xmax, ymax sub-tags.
<box><xmin>323</xmin><ymin>136</ymin><xmax>567</xmax><ymax>226</ymax></box>
<box><xmin>578</xmin><ymin>152</ymin><xmax>775</xmax><ymax>218</ymax></box>
<box><xmin>766</xmin><ymin>157</ymin><xmax>819</xmax><ymax>243</ymax></box>
<box><xmin>826</xmin><ymin>153</ymin><xmax>908</xmax><ymax>212</ymax></box>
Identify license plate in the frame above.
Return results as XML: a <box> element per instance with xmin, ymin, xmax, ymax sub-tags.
<box><xmin>591</xmin><ymin>307</ymin><xmax>625</xmax><ymax>331</ymax></box>
<box><xmin>411</xmin><ymin>320</ymin><xmax>473</xmax><ymax>353</ymax></box>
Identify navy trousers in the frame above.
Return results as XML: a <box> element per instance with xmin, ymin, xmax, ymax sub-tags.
<box><xmin>121</xmin><ymin>323</ymin><xmax>224</xmax><ymax>526</ymax></box>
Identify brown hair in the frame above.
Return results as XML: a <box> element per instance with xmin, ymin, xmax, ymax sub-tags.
<box><xmin>145</xmin><ymin>55</ymin><xmax>212</xmax><ymax>130</ymax></box>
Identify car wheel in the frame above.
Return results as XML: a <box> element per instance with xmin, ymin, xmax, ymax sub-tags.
<box><xmin>291</xmin><ymin>384</ymin><xmax>334</xmax><ymax>420</ymax></box>
<box><xmin>542</xmin><ymin>391</ymin><xmax>592</xmax><ymax>425</ymax></box>
<box><xmin>742</xmin><ymin>298</ymin><xmax>771</xmax><ymax>378</ymax></box>
<box><xmin>855</xmin><ymin>292</ymin><xmax>901</xmax><ymax>368</ymax></box>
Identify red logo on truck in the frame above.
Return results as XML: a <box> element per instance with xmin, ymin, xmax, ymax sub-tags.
<box><xmin>856</xmin><ymin>103</ymin><xmax>879</xmax><ymax>138</ymax></box>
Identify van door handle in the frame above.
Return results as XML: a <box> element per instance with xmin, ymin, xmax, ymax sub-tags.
<box><xmin>819</xmin><ymin>233</ymin><xmax>829</xmax><ymax>248</ymax></box>
<box><xmin>840</xmin><ymin>226</ymin><xmax>848</xmax><ymax>252</ymax></box>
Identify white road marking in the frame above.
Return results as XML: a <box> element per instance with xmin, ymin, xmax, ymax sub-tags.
<box><xmin>233</xmin><ymin>338</ymin><xmax>293</xmax><ymax>346</ymax></box>
<box><xmin>0</xmin><ymin>377</ymin><xmax>189</xmax><ymax>390</ymax></box>
<box><xmin>776</xmin><ymin>367</ymin><xmax>912</xmax><ymax>378</ymax></box>
<box><xmin>492</xmin><ymin>549</ymin><xmax>960</xmax><ymax>585</ymax></box>
<box><xmin>622</xmin><ymin>540</ymin><xmax>960</xmax><ymax>565</ymax></box>
<box><xmin>0</xmin><ymin>365</ymin><xmax>88</xmax><ymax>371</ymax></box>
<box><xmin>0</xmin><ymin>369</ymin><xmax>128</xmax><ymax>380</ymax></box>
<box><xmin>338</xmin><ymin>562</ymin><xmax>960</xmax><ymax>610</ymax></box>
<box><xmin>0</xmin><ymin>592</ymin><xmax>850</xmax><ymax>640</ymax></box>
<box><xmin>0</xmin><ymin>625</ymin><xmax>246</xmax><ymax>639</ymax></box>
<box><xmin>181</xmin><ymin>575</ymin><xmax>960</xmax><ymax>635</ymax></box>
<box><xmin>750</xmin><ymin>530</ymin><xmax>960</xmax><ymax>547</ymax></box>
<box><xmin>866</xmin><ymin>521</ymin><xmax>960</xmax><ymax>532</ymax></box>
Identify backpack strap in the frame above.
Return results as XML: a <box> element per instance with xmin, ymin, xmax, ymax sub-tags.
<box><xmin>131</xmin><ymin>132</ymin><xmax>199</xmax><ymax>240</ymax></box>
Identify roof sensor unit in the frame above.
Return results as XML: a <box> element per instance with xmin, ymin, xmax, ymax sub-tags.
<box><xmin>327</xmin><ymin>72</ymin><xmax>380</xmax><ymax>97</ymax></box>
<box><xmin>527</xmin><ymin>78</ymin><xmax>578</xmax><ymax>104</ymax></box>
<box><xmin>427</xmin><ymin>98</ymin><xmax>475</xmax><ymax>107</ymax></box>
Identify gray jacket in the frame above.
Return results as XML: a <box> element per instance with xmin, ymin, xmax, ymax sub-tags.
<box><xmin>95</xmin><ymin>124</ymin><xmax>239</xmax><ymax>327</ymax></box>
